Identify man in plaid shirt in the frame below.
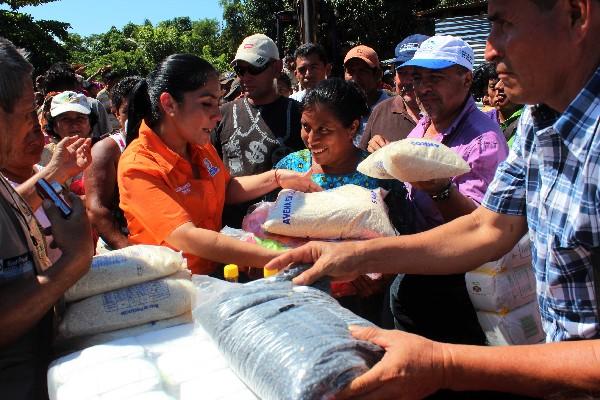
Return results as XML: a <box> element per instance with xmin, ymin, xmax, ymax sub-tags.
<box><xmin>266</xmin><ymin>0</ymin><xmax>600</xmax><ymax>397</ymax></box>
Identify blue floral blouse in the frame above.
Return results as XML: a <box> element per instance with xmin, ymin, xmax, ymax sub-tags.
<box><xmin>274</xmin><ymin>149</ymin><xmax>382</xmax><ymax>190</ymax></box>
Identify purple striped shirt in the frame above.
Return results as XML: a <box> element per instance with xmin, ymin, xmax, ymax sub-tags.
<box><xmin>407</xmin><ymin>97</ymin><xmax>507</xmax><ymax>231</ymax></box>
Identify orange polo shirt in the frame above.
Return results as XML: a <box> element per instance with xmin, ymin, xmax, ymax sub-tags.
<box><xmin>117</xmin><ymin>122</ymin><xmax>230</xmax><ymax>275</ymax></box>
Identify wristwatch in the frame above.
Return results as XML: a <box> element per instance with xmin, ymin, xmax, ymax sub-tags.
<box><xmin>430</xmin><ymin>181</ymin><xmax>453</xmax><ymax>201</ymax></box>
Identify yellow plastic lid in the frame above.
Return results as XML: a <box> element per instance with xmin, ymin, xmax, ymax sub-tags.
<box><xmin>263</xmin><ymin>267</ymin><xmax>278</xmax><ymax>278</ymax></box>
<box><xmin>224</xmin><ymin>264</ymin><xmax>239</xmax><ymax>280</ymax></box>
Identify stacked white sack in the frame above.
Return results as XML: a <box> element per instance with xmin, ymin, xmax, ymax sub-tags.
<box><xmin>476</xmin><ymin>302</ymin><xmax>545</xmax><ymax>346</ymax></box>
<box><xmin>465</xmin><ymin>235</ymin><xmax>545</xmax><ymax>345</ymax></box>
<box><xmin>48</xmin><ymin>324</ymin><xmax>257</xmax><ymax>400</ymax></box>
<box><xmin>59</xmin><ymin>271</ymin><xmax>195</xmax><ymax>339</ymax></box>
<box><xmin>57</xmin><ymin>313</ymin><xmax>193</xmax><ymax>351</ymax></box>
<box><xmin>65</xmin><ymin>245</ymin><xmax>186</xmax><ymax>302</ymax></box>
<box><xmin>58</xmin><ymin>246</ymin><xmax>194</xmax><ymax>344</ymax></box>
<box><xmin>357</xmin><ymin>138</ymin><xmax>471</xmax><ymax>182</ymax></box>
<box><xmin>262</xmin><ymin>184</ymin><xmax>396</xmax><ymax>239</ymax></box>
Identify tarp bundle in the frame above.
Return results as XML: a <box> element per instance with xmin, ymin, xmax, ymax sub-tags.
<box><xmin>192</xmin><ymin>267</ymin><xmax>383</xmax><ymax>400</ymax></box>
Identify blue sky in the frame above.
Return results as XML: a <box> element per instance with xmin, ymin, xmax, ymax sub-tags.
<box><xmin>2</xmin><ymin>0</ymin><xmax>223</xmax><ymax>36</ymax></box>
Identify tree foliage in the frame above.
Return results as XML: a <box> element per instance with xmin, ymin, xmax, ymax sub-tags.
<box><xmin>0</xmin><ymin>0</ymin><xmax>59</xmax><ymax>10</ymax></box>
<box><xmin>64</xmin><ymin>17</ymin><xmax>230</xmax><ymax>78</ymax></box>
<box><xmin>0</xmin><ymin>9</ymin><xmax>69</xmax><ymax>75</ymax></box>
<box><xmin>2</xmin><ymin>0</ymin><xmax>435</xmax><ymax>80</ymax></box>
<box><xmin>219</xmin><ymin>0</ymin><xmax>421</xmax><ymax>76</ymax></box>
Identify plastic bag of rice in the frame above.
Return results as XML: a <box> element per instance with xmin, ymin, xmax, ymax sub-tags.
<box><xmin>356</xmin><ymin>144</ymin><xmax>396</xmax><ymax>179</ymax></box>
<box><xmin>262</xmin><ymin>184</ymin><xmax>396</xmax><ymax>239</ymax></box>
<box><xmin>381</xmin><ymin>138</ymin><xmax>471</xmax><ymax>182</ymax></box>
<box><xmin>192</xmin><ymin>268</ymin><xmax>383</xmax><ymax>400</ymax></box>
<box><xmin>65</xmin><ymin>245</ymin><xmax>186</xmax><ymax>302</ymax></box>
<box><xmin>59</xmin><ymin>271</ymin><xmax>195</xmax><ymax>339</ymax></box>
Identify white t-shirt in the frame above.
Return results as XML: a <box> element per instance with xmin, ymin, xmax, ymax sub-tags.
<box><xmin>290</xmin><ymin>89</ymin><xmax>307</xmax><ymax>103</ymax></box>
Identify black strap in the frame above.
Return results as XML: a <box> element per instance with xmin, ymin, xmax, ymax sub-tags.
<box><xmin>503</xmin><ymin>118</ymin><xmax>520</xmax><ymax>142</ymax></box>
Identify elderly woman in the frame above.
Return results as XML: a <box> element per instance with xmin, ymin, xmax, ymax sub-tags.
<box><xmin>40</xmin><ymin>91</ymin><xmax>96</xmax><ymax>195</ymax></box>
<box><xmin>274</xmin><ymin>78</ymin><xmax>414</xmax><ymax>326</ymax></box>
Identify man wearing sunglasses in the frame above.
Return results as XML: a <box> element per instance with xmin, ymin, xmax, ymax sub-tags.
<box><xmin>359</xmin><ymin>34</ymin><xmax>429</xmax><ymax>152</ymax></box>
<box><xmin>213</xmin><ymin>33</ymin><xmax>304</xmax><ymax>227</ymax></box>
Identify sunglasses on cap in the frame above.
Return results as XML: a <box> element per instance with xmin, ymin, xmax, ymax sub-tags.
<box><xmin>234</xmin><ymin>61</ymin><xmax>272</xmax><ymax>76</ymax></box>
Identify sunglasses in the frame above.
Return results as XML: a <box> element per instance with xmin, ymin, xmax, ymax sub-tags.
<box><xmin>234</xmin><ymin>61</ymin><xmax>272</xmax><ymax>76</ymax></box>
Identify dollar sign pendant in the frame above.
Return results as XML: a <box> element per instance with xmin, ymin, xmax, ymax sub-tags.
<box><xmin>245</xmin><ymin>141</ymin><xmax>267</xmax><ymax>164</ymax></box>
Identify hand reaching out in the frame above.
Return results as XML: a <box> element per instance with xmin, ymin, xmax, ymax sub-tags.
<box><xmin>367</xmin><ymin>135</ymin><xmax>390</xmax><ymax>153</ymax></box>
<box><xmin>46</xmin><ymin>136</ymin><xmax>92</xmax><ymax>183</ymax></box>
<box><xmin>275</xmin><ymin>169</ymin><xmax>323</xmax><ymax>193</ymax></box>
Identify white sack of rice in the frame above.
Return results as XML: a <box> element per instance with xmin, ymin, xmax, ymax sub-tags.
<box><xmin>156</xmin><ymin>343</ymin><xmax>229</xmax><ymax>393</ymax></box>
<box><xmin>476</xmin><ymin>301</ymin><xmax>545</xmax><ymax>346</ymax></box>
<box><xmin>54</xmin><ymin>358</ymin><xmax>162</xmax><ymax>400</ymax></box>
<box><xmin>179</xmin><ymin>369</ymin><xmax>259</xmax><ymax>400</ymax></box>
<box><xmin>356</xmin><ymin>144</ymin><xmax>396</xmax><ymax>179</ymax></box>
<box><xmin>382</xmin><ymin>138</ymin><xmax>471</xmax><ymax>182</ymax></box>
<box><xmin>65</xmin><ymin>245</ymin><xmax>186</xmax><ymax>302</ymax></box>
<box><xmin>59</xmin><ymin>271</ymin><xmax>195</xmax><ymax>339</ymax></box>
<box><xmin>48</xmin><ymin>337</ymin><xmax>145</xmax><ymax>398</ymax></box>
<box><xmin>56</xmin><ymin>312</ymin><xmax>193</xmax><ymax>352</ymax></box>
<box><xmin>262</xmin><ymin>184</ymin><xmax>396</xmax><ymax>239</ymax></box>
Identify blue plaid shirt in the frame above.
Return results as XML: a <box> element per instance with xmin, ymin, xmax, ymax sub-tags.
<box><xmin>483</xmin><ymin>67</ymin><xmax>600</xmax><ymax>342</ymax></box>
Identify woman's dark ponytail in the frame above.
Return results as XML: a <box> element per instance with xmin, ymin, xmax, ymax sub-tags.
<box><xmin>126</xmin><ymin>78</ymin><xmax>150</xmax><ymax>146</ymax></box>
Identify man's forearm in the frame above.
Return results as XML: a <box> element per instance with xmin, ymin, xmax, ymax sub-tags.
<box><xmin>354</xmin><ymin>206</ymin><xmax>527</xmax><ymax>276</ymax></box>
<box><xmin>442</xmin><ymin>340</ymin><xmax>600</xmax><ymax>397</ymax></box>
<box><xmin>434</xmin><ymin>184</ymin><xmax>479</xmax><ymax>222</ymax></box>
<box><xmin>0</xmin><ymin>251</ymin><xmax>90</xmax><ymax>347</ymax></box>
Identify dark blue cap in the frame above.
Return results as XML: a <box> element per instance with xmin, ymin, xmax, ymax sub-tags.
<box><xmin>391</xmin><ymin>34</ymin><xmax>430</xmax><ymax>66</ymax></box>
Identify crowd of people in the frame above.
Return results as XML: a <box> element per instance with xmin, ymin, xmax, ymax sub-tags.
<box><xmin>0</xmin><ymin>0</ymin><xmax>599</xmax><ymax>399</ymax></box>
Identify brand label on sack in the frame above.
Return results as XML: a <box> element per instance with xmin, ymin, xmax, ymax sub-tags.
<box><xmin>412</xmin><ymin>140</ymin><xmax>440</xmax><ymax>148</ymax></box>
<box><xmin>281</xmin><ymin>191</ymin><xmax>295</xmax><ymax>225</ymax></box>
<box><xmin>370</xmin><ymin>190</ymin><xmax>378</xmax><ymax>204</ymax></box>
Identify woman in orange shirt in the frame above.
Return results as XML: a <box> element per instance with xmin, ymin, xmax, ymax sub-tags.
<box><xmin>118</xmin><ymin>54</ymin><xmax>320</xmax><ymax>275</ymax></box>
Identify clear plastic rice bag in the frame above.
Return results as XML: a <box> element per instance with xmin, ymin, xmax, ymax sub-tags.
<box><xmin>192</xmin><ymin>266</ymin><xmax>383</xmax><ymax>400</ymax></box>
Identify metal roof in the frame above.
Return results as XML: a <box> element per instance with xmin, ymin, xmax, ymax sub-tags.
<box><xmin>434</xmin><ymin>14</ymin><xmax>490</xmax><ymax>68</ymax></box>
<box><xmin>416</xmin><ymin>0</ymin><xmax>488</xmax><ymax>17</ymax></box>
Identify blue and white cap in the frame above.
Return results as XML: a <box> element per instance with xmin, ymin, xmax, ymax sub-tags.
<box><xmin>402</xmin><ymin>35</ymin><xmax>474</xmax><ymax>71</ymax></box>
<box><xmin>391</xmin><ymin>34</ymin><xmax>430</xmax><ymax>66</ymax></box>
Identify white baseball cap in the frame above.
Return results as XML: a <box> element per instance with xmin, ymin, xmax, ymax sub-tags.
<box><xmin>50</xmin><ymin>91</ymin><xmax>91</xmax><ymax>117</ymax></box>
<box><xmin>232</xmin><ymin>33</ymin><xmax>280</xmax><ymax>67</ymax></box>
<box><xmin>402</xmin><ymin>35</ymin><xmax>474</xmax><ymax>71</ymax></box>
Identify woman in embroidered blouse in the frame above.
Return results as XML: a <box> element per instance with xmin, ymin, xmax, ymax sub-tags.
<box><xmin>276</xmin><ymin>78</ymin><xmax>379</xmax><ymax>190</ymax></box>
<box><xmin>274</xmin><ymin>78</ymin><xmax>414</xmax><ymax>326</ymax></box>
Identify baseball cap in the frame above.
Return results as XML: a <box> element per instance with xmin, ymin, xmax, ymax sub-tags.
<box><xmin>389</xmin><ymin>34</ymin><xmax>430</xmax><ymax>66</ymax></box>
<box><xmin>219</xmin><ymin>71</ymin><xmax>236</xmax><ymax>85</ymax></box>
<box><xmin>402</xmin><ymin>35</ymin><xmax>474</xmax><ymax>71</ymax></box>
<box><xmin>224</xmin><ymin>78</ymin><xmax>241</xmax><ymax>101</ymax></box>
<box><xmin>344</xmin><ymin>45</ymin><xmax>379</xmax><ymax>68</ymax></box>
<box><xmin>232</xmin><ymin>34</ymin><xmax>280</xmax><ymax>68</ymax></box>
<box><xmin>50</xmin><ymin>91</ymin><xmax>91</xmax><ymax>117</ymax></box>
